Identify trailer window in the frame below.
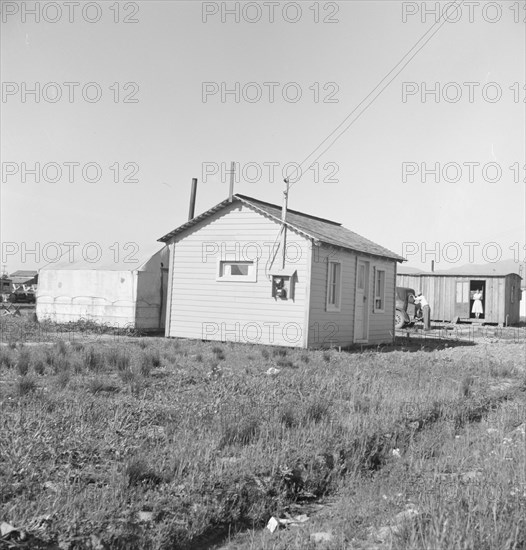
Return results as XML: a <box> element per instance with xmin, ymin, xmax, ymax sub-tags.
<box><xmin>326</xmin><ymin>261</ymin><xmax>342</xmax><ymax>311</ymax></box>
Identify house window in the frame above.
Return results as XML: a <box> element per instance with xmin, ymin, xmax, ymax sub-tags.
<box><xmin>511</xmin><ymin>285</ymin><xmax>515</xmax><ymax>303</ymax></box>
<box><xmin>217</xmin><ymin>260</ymin><xmax>257</xmax><ymax>282</ymax></box>
<box><xmin>374</xmin><ymin>269</ymin><xmax>385</xmax><ymax>312</ymax></box>
<box><xmin>326</xmin><ymin>261</ymin><xmax>341</xmax><ymax>311</ymax></box>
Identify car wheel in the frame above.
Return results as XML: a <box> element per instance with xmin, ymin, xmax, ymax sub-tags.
<box><xmin>395</xmin><ymin>310</ymin><xmax>406</xmax><ymax>329</ymax></box>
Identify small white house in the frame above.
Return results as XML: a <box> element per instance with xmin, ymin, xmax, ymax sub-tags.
<box><xmin>37</xmin><ymin>246</ymin><xmax>169</xmax><ymax>331</ymax></box>
<box><xmin>159</xmin><ymin>194</ymin><xmax>404</xmax><ymax>348</ymax></box>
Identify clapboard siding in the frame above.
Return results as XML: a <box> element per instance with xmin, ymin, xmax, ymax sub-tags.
<box><xmin>307</xmin><ymin>246</ymin><xmax>356</xmax><ymax>347</ymax></box>
<box><xmin>167</xmin><ymin>202</ymin><xmax>310</xmax><ymax>347</ymax></box>
<box><xmin>307</xmin><ymin>247</ymin><xmax>396</xmax><ymax>347</ymax></box>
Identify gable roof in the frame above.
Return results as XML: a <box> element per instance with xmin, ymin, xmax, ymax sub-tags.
<box><xmin>158</xmin><ymin>194</ymin><xmax>404</xmax><ymax>262</ymax></box>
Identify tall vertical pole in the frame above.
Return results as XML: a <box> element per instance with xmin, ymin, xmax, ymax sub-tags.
<box><xmin>281</xmin><ymin>178</ymin><xmax>289</xmax><ymax>269</ymax></box>
<box><xmin>228</xmin><ymin>161</ymin><xmax>235</xmax><ymax>202</ymax></box>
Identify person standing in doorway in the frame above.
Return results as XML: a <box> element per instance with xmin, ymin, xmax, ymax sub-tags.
<box><xmin>472</xmin><ymin>289</ymin><xmax>483</xmax><ymax>319</ymax></box>
<box><xmin>414</xmin><ymin>292</ymin><xmax>431</xmax><ymax>331</ymax></box>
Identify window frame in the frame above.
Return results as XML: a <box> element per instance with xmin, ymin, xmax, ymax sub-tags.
<box><xmin>216</xmin><ymin>259</ymin><xmax>257</xmax><ymax>282</ymax></box>
<box><xmin>326</xmin><ymin>261</ymin><xmax>342</xmax><ymax>312</ymax></box>
<box><xmin>373</xmin><ymin>268</ymin><xmax>386</xmax><ymax>313</ymax></box>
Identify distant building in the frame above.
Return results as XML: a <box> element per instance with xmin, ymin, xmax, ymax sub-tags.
<box><xmin>397</xmin><ymin>271</ymin><xmax>522</xmax><ymax>325</ymax></box>
<box><xmin>158</xmin><ymin>194</ymin><xmax>404</xmax><ymax>348</ymax></box>
<box><xmin>36</xmin><ymin>247</ymin><xmax>169</xmax><ymax>331</ymax></box>
<box><xmin>9</xmin><ymin>270</ymin><xmax>38</xmax><ymax>290</ymax></box>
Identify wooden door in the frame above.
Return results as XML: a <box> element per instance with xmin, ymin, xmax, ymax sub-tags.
<box><xmin>355</xmin><ymin>260</ymin><xmax>369</xmax><ymax>341</ymax></box>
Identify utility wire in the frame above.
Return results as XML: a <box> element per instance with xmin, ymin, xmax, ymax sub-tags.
<box><xmin>288</xmin><ymin>0</ymin><xmax>465</xmax><ymax>190</ymax></box>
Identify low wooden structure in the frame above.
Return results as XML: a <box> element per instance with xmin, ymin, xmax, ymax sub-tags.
<box><xmin>396</xmin><ymin>272</ymin><xmax>522</xmax><ymax>325</ymax></box>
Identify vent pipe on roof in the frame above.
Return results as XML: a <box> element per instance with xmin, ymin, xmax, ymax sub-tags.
<box><xmin>228</xmin><ymin>161</ymin><xmax>236</xmax><ymax>202</ymax></box>
<box><xmin>188</xmin><ymin>178</ymin><xmax>197</xmax><ymax>221</ymax></box>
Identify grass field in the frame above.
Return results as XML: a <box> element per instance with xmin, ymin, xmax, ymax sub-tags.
<box><xmin>0</xmin><ymin>317</ymin><xmax>524</xmax><ymax>549</ymax></box>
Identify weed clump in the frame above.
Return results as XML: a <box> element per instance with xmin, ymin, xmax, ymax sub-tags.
<box><xmin>71</xmin><ymin>341</ymin><xmax>84</xmax><ymax>352</ymax></box>
<box><xmin>84</xmin><ymin>347</ymin><xmax>104</xmax><ymax>372</ymax></box>
<box><xmin>0</xmin><ymin>349</ymin><xmax>15</xmax><ymax>369</ymax></box>
<box><xmin>16</xmin><ymin>348</ymin><xmax>31</xmax><ymax>376</ymax></box>
<box><xmin>276</xmin><ymin>359</ymin><xmax>297</xmax><ymax>369</ymax></box>
<box><xmin>139</xmin><ymin>357</ymin><xmax>152</xmax><ymax>378</ymax></box>
<box><xmin>44</xmin><ymin>348</ymin><xmax>55</xmax><ymax>367</ymax></box>
<box><xmin>52</xmin><ymin>355</ymin><xmax>70</xmax><ymax>375</ymax></box>
<box><xmin>125</xmin><ymin>459</ymin><xmax>164</xmax><ymax>486</ymax></box>
<box><xmin>107</xmin><ymin>348</ymin><xmax>130</xmax><ymax>372</ymax></box>
<box><xmin>212</xmin><ymin>347</ymin><xmax>225</xmax><ymax>361</ymax></box>
<box><xmin>88</xmin><ymin>378</ymin><xmax>119</xmax><ymax>394</ymax></box>
<box><xmin>280</xmin><ymin>407</ymin><xmax>298</xmax><ymax>428</ymax></box>
<box><xmin>460</xmin><ymin>375</ymin><xmax>474</xmax><ymax>397</ymax></box>
<box><xmin>33</xmin><ymin>358</ymin><xmax>45</xmax><ymax>375</ymax></box>
<box><xmin>16</xmin><ymin>376</ymin><xmax>37</xmax><ymax>396</ymax></box>
<box><xmin>304</xmin><ymin>400</ymin><xmax>330</xmax><ymax>424</ymax></box>
<box><xmin>273</xmin><ymin>348</ymin><xmax>287</xmax><ymax>358</ymax></box>
<box><xmin>261</xmin><ymin>349</ymin><xmax>270</xmax><ymax>360</ymax></box>
<box><xmin>220</xmin><ymin>416</ymin><xmax>260</xmax><ymax>448</ymax></box>
<box><xmin>140</xmin><ymin>349</ymin><xmax>161</xmax><ymax>373</ymax></box>
<box><xmin>55</xmin><ymin>371</ymin><xmax>70</xmax><ymax>390</ymax></box>
<box><xmin>119</xmin><ymin>368</ymin><xmax>136</xmax><ymax>384</ymax></box>
<box><xmin>55</xmin><ymin>340</ymin><xmax>68</xmax><ymax>355</ymax></box>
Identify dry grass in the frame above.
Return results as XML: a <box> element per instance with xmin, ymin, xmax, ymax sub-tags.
<box><xmin>0</xmin><ymin>317</ymin><xmax>525</xmax><ymax>549</ymax></box>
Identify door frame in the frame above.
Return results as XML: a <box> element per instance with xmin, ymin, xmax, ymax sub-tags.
<box><xmin>469</xmin><ymin>279</ymin><xmax>486</xmax><ymax>320</ymax></box>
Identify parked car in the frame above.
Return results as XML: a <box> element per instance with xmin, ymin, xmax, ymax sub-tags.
<box><xmin>395</xmin><ymin>286</ymin><xmax>420</xmax><ymax>329</ymax></box>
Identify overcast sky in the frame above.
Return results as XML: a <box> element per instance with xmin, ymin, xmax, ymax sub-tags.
<box><xmin>1</xmin><ymin>0</ymin><xmax>524</xmax><ymax>272</ymax></box>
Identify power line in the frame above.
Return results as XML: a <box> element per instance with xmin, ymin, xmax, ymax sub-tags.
<box><xmin>288</xmin><ymin>0</ymin><xmax>466</xmax><ymax>190</ymax></box>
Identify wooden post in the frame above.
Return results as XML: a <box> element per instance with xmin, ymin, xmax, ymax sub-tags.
<box><xmin>228</xmin><ymin>161</ymin><xmax>235</xmax><ymax>202</ymax></box>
